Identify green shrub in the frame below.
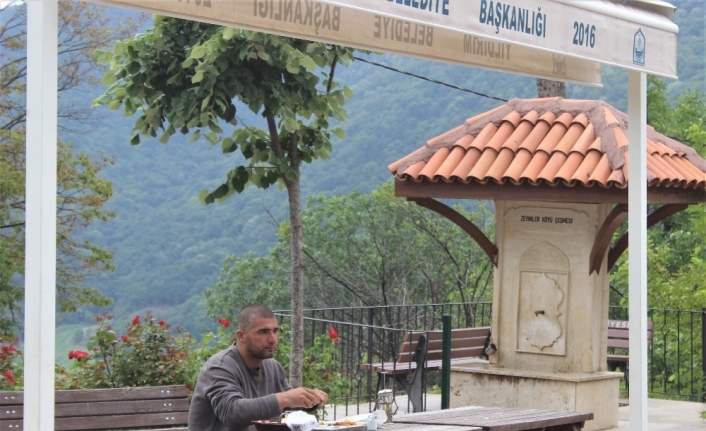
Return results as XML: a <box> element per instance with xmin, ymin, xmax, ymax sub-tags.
<box><xmin>0</xmin><ymin>336</ymin><xmax>22</xmax><ymax>390</ymax></box>
<box><xmin>56</xmin><ymin>313</ymin><xmax>192</xmax><ymax>389</ymax></box>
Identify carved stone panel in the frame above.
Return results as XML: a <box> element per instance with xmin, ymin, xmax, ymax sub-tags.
<box><xmin>517</xmin><ymin>242</ymin><xmax>569</xmax><ymax>356</ymax></box>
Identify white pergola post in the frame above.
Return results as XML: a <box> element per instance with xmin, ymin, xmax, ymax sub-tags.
<box><xmin>627</xmin><ymin>70</ymin><xmax>648</xmax><ymax>430</ymax></box>
<box><xmin>25</xmin><ymin>1</ymin><xmax>58</xmax><ymax>430</ymax></box>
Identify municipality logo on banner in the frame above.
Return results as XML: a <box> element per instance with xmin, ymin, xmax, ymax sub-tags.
<box><xmin>633</xmin><ymin>29</ymin><xmax>645</xmax><ymax>66</ymax></box>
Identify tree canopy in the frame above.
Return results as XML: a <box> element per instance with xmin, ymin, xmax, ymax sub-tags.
<box><xmin>0</xmin><ymin>1</ymin><xmax>141</xmax><ymax>334</ymax></box>
<box><xmin>205</xmin><ymin>183</ymin><xmax>495</xmax><ymax>327</ymax></box>
<box><xmin>95</xmin><ymin>15</ymin><xmax>358</xmax><ymax>385</ymax></box>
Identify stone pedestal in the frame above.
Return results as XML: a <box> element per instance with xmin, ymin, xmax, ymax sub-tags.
<box><xmin>450</xmin><ymin>365</ymin><xmax>622</xmax><ymax>431</ymax></box>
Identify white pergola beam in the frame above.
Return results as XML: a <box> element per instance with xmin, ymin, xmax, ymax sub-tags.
<box><xmin>627</xmin><ymin>70</ymin><xmax>648</xmax><ymax>430</ymax></box>
<box><xmin>25</xmin><ymin>0</ymin><xmax>58</xmax><ymax>430</ymax></box>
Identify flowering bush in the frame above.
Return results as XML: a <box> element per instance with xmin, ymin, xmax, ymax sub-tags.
<box><xmin>37</xmin><ymin>315</ymin><xmax>350</xmax><ymax>403</ymax></box>
<box><xmin>301</xmin><ymin>327</ymin><xmax>351</xmax><ymax>399</ymax></box>
<box><xmin>0</xmin><ymin>337</ymin><xmax>22</xmax><ymax>390</ymax></box>
<box><xmin>56</xmin><ymin>313</ymin><xmax>192</xmax><ymax>389</ymax></box>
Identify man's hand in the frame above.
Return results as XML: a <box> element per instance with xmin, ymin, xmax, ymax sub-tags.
<box><xmin>276</xmin><ymin>387</ymin><xmax>328</xmax><ymax>410</ymax></box>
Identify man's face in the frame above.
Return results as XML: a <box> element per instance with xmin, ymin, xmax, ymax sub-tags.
<box><xmin>238</xmin><ymin>317</ymin><xmax>279</xmax><ymax>360</ymax></box>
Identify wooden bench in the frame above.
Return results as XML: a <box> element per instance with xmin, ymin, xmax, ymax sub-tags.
<box><xmin>606</xmin><ymin>319</ymin><xmax>654</xmax><ymax>392</ymax></box>
<box><xmin>360</xmin><ymin>327</ymin><xmax>491</xmax><ymax>413</ymax></box>
<box><xmin>0</xmin><ymin>385</ymin><xmax>188</xmax><ymax>430</ymax></box>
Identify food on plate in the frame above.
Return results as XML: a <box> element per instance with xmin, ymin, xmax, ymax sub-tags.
<box><xmin>333</xmin><ymin>417</ymin><xmax>358</xmax><ymax>426</ymax></box>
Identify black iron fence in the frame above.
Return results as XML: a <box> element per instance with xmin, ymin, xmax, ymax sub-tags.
<box><xmin>275</xmin><ymin>303</ymin><xmax>704</xmax><ymax>415</ymax></box>
<box><xmin>275</xmin><ymin>302</ymin><xmax>492</xmax><ymax>415</ymax></box>
<box><xmin>609</xmin><ymin>306</ymin><xmax>706</xmax><ymax>402</ymax></box>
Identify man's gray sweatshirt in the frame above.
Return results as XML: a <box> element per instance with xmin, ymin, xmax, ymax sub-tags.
<box><xmin>188</xmin><ymin>346</ymin><xmax>291</xmax><ymax>431</ymax></box>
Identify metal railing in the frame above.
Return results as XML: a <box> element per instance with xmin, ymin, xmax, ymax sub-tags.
<box><xmin>275</xmin><ymin>303</ymin><xmax>704</xmax><ymax>415</ymax></box>
<box><xmin>609</xmin><ymin>306</ymin><xmax>706</xmax><ymax>402</ymax></box>
<box><xmin>275</xmin><ymin>302</ymin><xmax>492</xmax><ymax>416</ymax></box>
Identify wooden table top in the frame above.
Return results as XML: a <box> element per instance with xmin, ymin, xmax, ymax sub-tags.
<box><xmin>392</xmin><ymin>406</ymin><xmax>593</xmax><ymax>431</ymax></box>
<box><xmin>381</xmin><ymin>422</ymin><xmax>481</xmax><ymax>431</ymax></box>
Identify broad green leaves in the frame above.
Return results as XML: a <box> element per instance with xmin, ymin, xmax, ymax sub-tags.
<box><xmin>95</xmin><ymin>17</ymin><xmax>356</xmax><ymax>202</ymax></box>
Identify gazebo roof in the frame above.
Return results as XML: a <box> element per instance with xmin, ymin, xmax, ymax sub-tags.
<box><xmin>389</xmin><ymin>98</ymin><xmax>706</xmax><ymax>204</ymax></box>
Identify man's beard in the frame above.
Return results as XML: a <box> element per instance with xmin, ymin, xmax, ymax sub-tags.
<box><xmin>246</xmin><ymin>339</ymin><xmax>276</xmax><ymax>360</ymax></box>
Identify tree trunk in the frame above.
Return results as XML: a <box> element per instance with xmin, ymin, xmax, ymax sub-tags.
<box><xmin>536</xmin><ymin>79</ymin><xmax>566</xmax><ymax>98</ymax></box>
<box><xmin>286</xmin><ymin>163</ymin><xmax>304</xmax><ymax>388</ymax></box>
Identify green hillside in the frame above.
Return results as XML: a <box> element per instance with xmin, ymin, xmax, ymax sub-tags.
<box><xmin>60</xmin><ymin>0</ymin><xmax>705</xmax><ymax>335</ymax></box>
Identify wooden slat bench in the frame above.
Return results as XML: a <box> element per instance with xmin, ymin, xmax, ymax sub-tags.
<box><xmin>360</xmin><ymin>327</ymin><xmax>491</xmax><ymax>413</ymax></box>
<box><xmin>394</xmin><ymin>405</ymin><xmax>593</xmax><ymax>431</ymax></box>
<box><xmin>0</xmin><ymin>385</ymin><xmax>188</xmax><ymax>431</ymax></box>
<box><xmin>606</xmin><ymin>319</ymin><xmax>654</xmax><ymax>392</ymax></box>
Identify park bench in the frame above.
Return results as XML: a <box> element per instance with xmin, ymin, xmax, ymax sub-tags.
<box><xmin>0</xmin><ymin>384</ymin><xmax>188</xmax><ymax>431</ymax></box>
<box><xmin>360</xmin><ymin>327</ymin><xmax>492</xmax><ymax>413</ymax></box>
<box><xmin>606</xmin><ymin>319</ymin><xmax>655</xmax><ymax>391</ymax></box>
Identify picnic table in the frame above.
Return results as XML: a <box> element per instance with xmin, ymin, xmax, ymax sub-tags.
<box><xmin>392</xmin><ymin>405</ymin><xmax>593</xmax><ymax>431</ymax></box>
<box><xmin>382</xmin><ymin>424</ymin><xmax>480</xmax><ymax>431</ymax></box>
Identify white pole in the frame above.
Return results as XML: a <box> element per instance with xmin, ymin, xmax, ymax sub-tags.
<box><xmin>25</xmin><ymin>1</ymin><xmax>58</xmax><ymax>430</ymax></box>
<box><xmin>627</xmin><ymin>70</ymin><xmax>648</xmax><ymax>430</ymax></box>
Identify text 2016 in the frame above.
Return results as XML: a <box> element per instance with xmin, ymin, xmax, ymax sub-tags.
<box><xmin>572</xmin><ymin>22</ymin><xmax>595</xmax><ymax>48</ymax></box>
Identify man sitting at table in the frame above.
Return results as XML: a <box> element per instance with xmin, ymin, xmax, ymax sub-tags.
<box><xmin>188</xmin><ymin>304</ymin><xmax>328</xmax><ymax>431</ymax></box>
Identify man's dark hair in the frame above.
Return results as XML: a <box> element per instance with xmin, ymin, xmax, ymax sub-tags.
<box><xmin>237</xmin><ymin>304</ymin><xmax>275</xmax><ymax>332</ymax></box>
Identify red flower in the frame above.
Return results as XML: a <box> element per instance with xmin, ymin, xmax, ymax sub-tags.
<box><xmin>158</xmin><ymin>320</ymin><xmax>165</xmax><ymax>326</ymax></box>
<box><xmin>121</xmin><ymin>335</ymin><xmax>129</xmax><ymax>343</ymax></box>
<box><xmin>71</xmin><ymin>350</ymin><xmax>89</xmax><ymax>361</ymax></box>
<box><xmin>3</xmin><ymin>371</ymin><xmax>13</xmax><ymax>380</ymax></box>
<box><xmin>132</xmin><ymin>315</ymin><xmax>140</xmax><ymax>325</ymax></box>
<box><xmin>217</xmin><ymin>317</ymin><xmax>231</xmax><ymax>328</ymax></box>
<box><xmin>1</xmin><ymin>345</ymin><xmax>16</xmax><ymax>354</ymax></box>
<box><xmin>328</xmin><ymin>327</ymin><xmax>339</xmax><ymax>343</ymax></box>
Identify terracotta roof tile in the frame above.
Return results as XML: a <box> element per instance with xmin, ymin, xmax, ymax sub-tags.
<box><xmin>555</xmin><ymin>152</ymin><xmax>584</xmax><ymax>182</ymax></box>
<box><xmin>487</xmin><ymin>148</ymin><xmax>517</xmax><ymax>180</ymax></box>
<box><xmin>522</xmin><ymin>151</ymin><xmax>550</xmax><ymax>183</ymax></box>
<box><xmin>435</xmin><ymin>146</ymin><xmax>465</xmax><ymax>179</ymax></box>
<box><xmin>588</xmin><ymin>155</ymin><xmax>613</xmax><ymax>184</ymax></box>
<box><xmin>469</xmin><ymin>123</ymin><xmax>499</xmax><ymax>151</ymax></box>
<box><xmin>454</xmin><ymin>134</ymin><xmax>475</xmax><ymax>150</ymax></box>
<box><xmin>572</xmin><ymin>150</ymin><xmax>602</xmax><ymax>184</ymax></box>
<box><xmin>485</xmin><ymin>120</ymin><xmax>517</xmax><ymax>152</ymax></box>
<box><xmin>536</xmin><ymin>121</ymin><xmax>569</xmax><ymax>154</ymax></box>
<box><xmin>390</xmin><ymin>98</ymin><xmax>706</xmax><ymax>197</ymax></box>
<box><xmin>419</xmin><ymin>147</ymin><xmax>450</xmax><ymax>179</ymax></box>
<box><xmin>469</xmin><ymin>148</ymin><xmax>499</xmax><ymax>180</ymax></box>
<box><xmin>388</xmin><ymin>98</ymin><xmax>706</xmax><ymax>195</ymax></box>
<box><xmin>401</xmin><ymin>160</ymin><xmax>425</xmax><ymax>180</ymax></box>
<box><xmin>555</xmin><ymin>122</ymin><xmax>587</xmax><ymax>155</ymax></box>
<box><xmin>451</xmin><ymin>148</ymin><xmax>482</xmax><ymax>180</ymax></box>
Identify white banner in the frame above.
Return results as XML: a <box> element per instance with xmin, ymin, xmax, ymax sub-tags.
<box><xmin>94</xmin><ymin>0</ymin><xmax>604</xmax><ymax>86</ymax></box>
<box><xmin>331</xmin><ymin>0</ymin><xmax>677</xmax><ymax>77</ymax></box>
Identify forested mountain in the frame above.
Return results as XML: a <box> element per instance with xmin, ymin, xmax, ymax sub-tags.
<box><xmin>60</xmin><ymin>0</ymin><xmax>704</xmax><ymax>334</ymax></box>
